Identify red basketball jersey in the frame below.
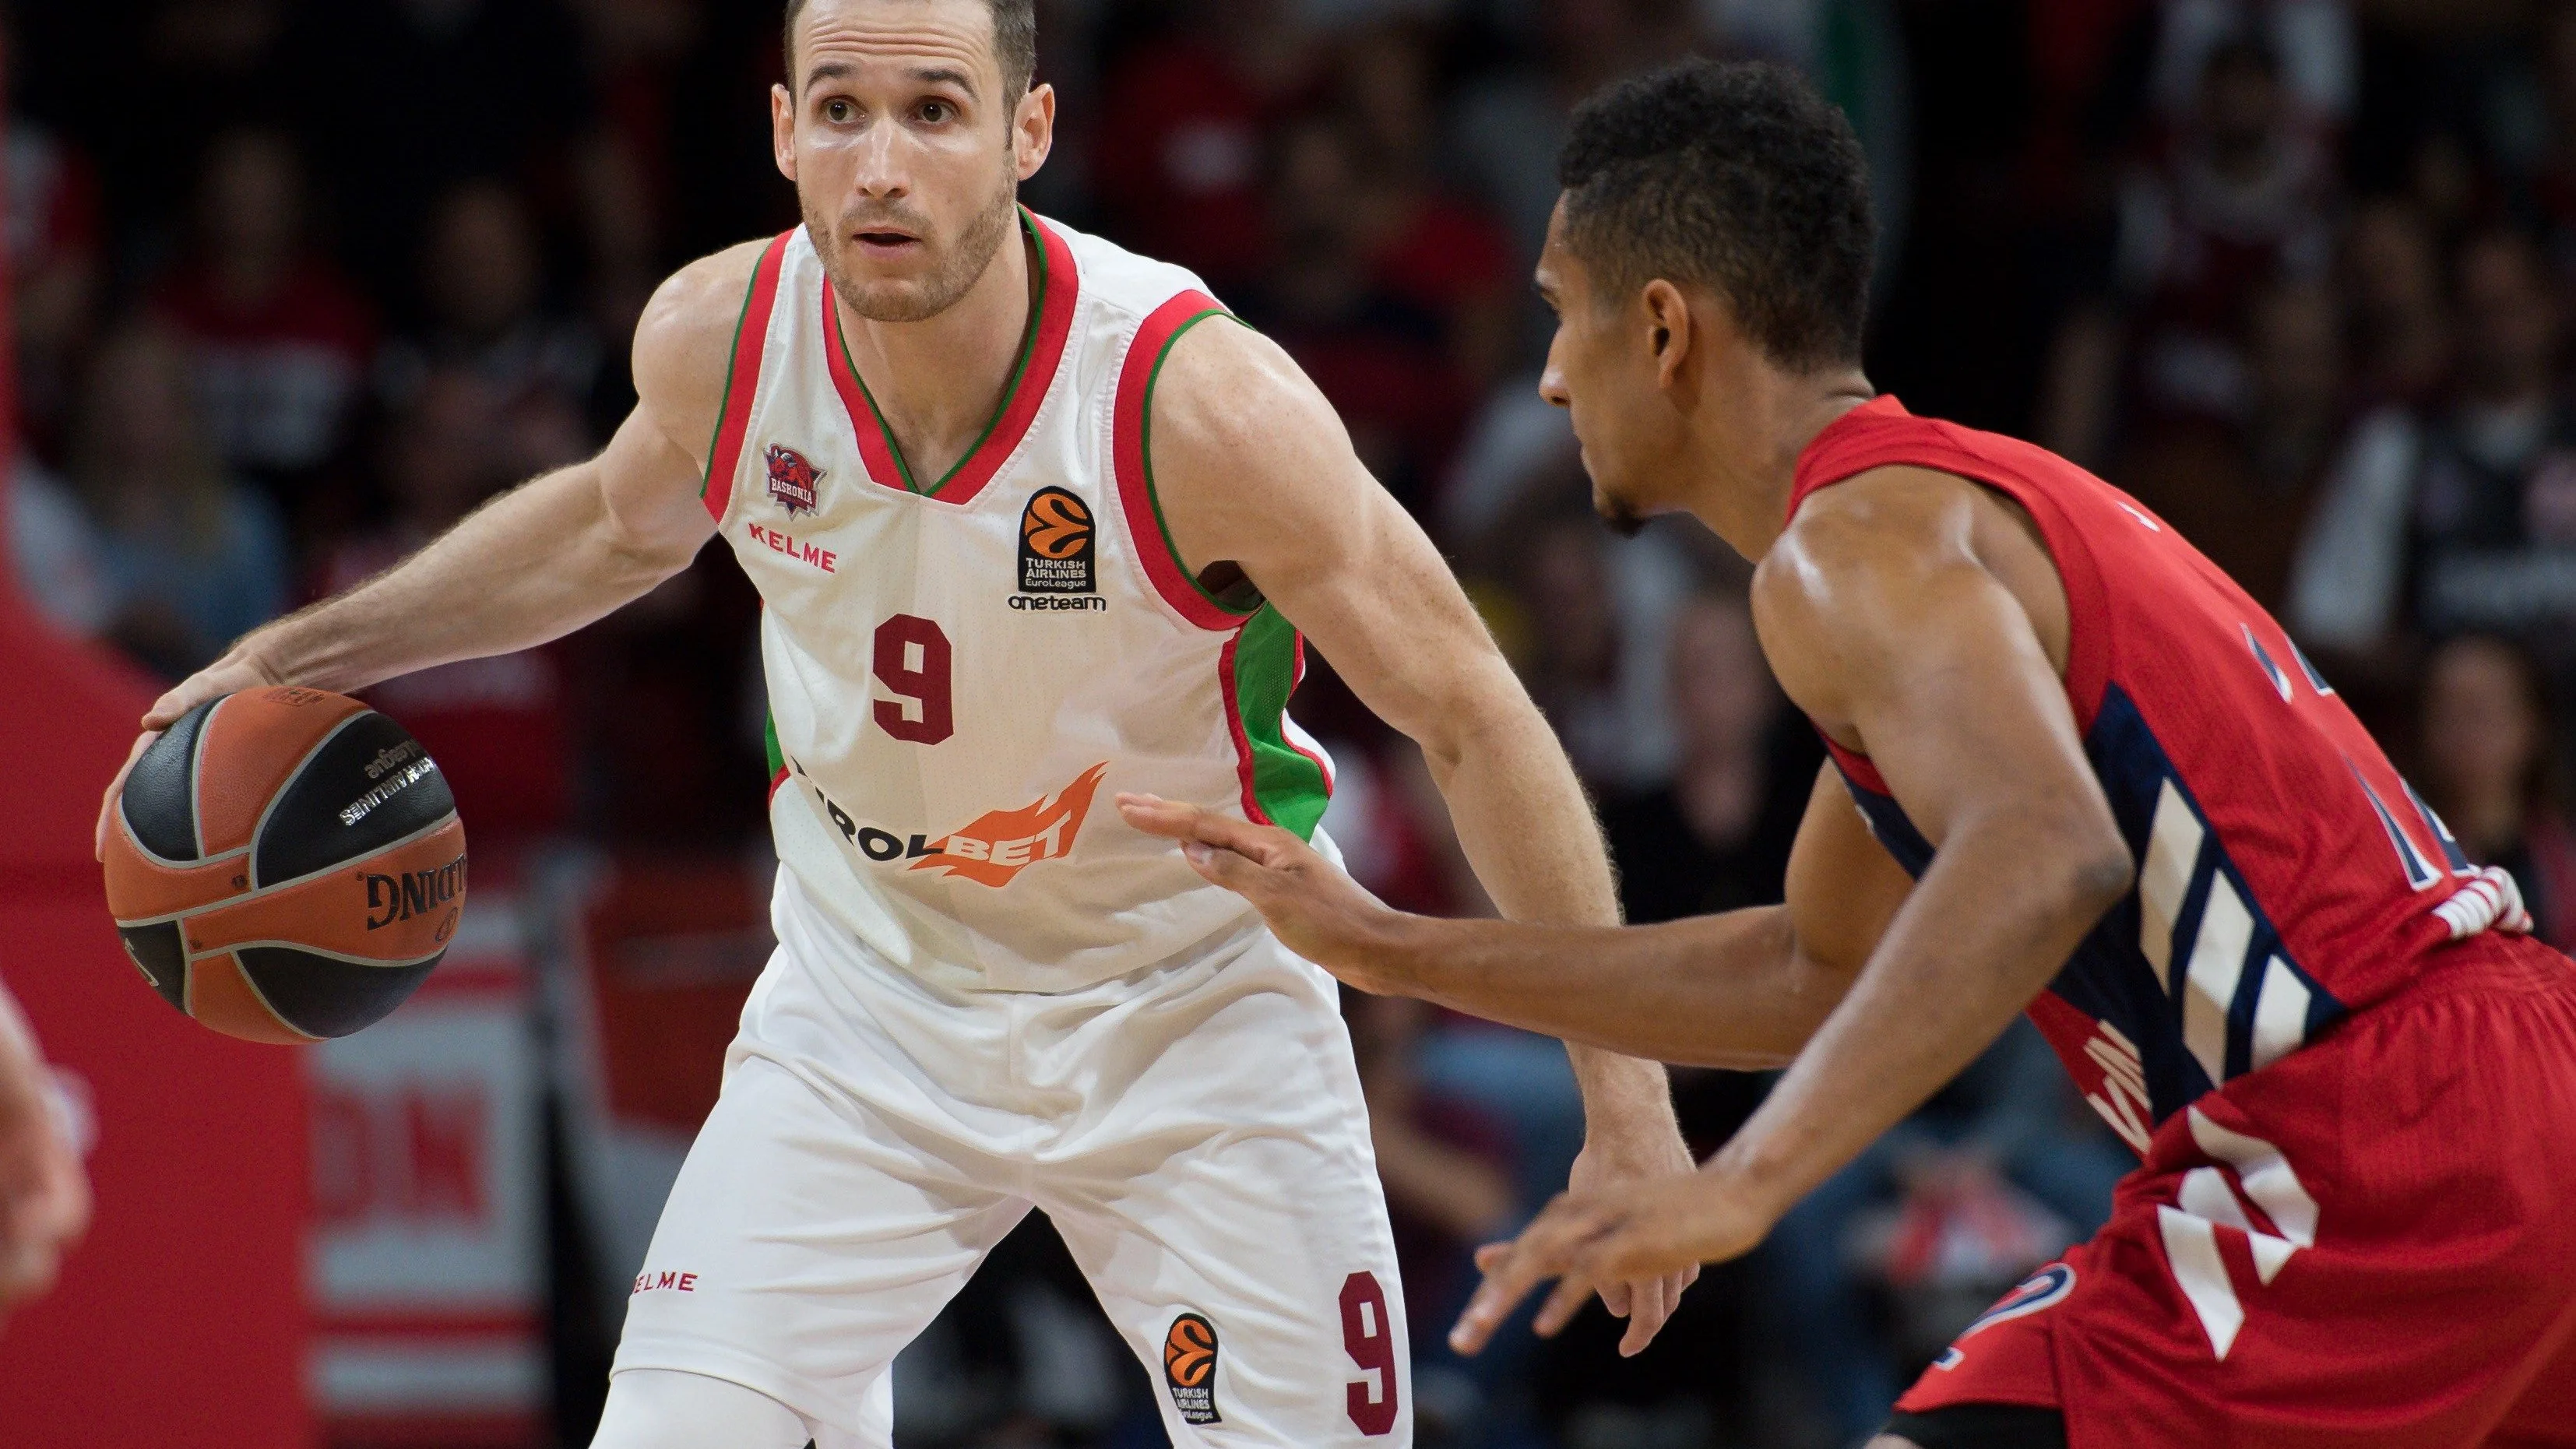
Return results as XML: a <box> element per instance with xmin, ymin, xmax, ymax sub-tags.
<box><xmin>1789</xmin><ymin>396</ymin><xmax>2550</xmax><ymax>1152</ymax></box>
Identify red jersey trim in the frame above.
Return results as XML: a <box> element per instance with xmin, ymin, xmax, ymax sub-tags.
<box><xmin>1787</xmin><ymin>394</ymin><xmax>2117</xmax><ymax>757</ymax></box>
<box><xmin>1216</xmin><ymin>628</ymin><xmax>1269</xmax><ymax>825</ymax></box>
<box><xmin>822</xmin><ymin>210</ymin><xmax>1080</xmax><ymax>505</ymax></box>
<box><xmin>701</xmin><ymin>231</ymin><xmax>792</xmax><ymax>522</ymax></box>
<box><xmin>1110</xmin><ymin>290</ymin><xmax>1251</xmax><ymax>631</ymax></box>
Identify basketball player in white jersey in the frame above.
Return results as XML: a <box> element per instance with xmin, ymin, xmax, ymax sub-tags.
<box><xmin>101</xmin><ymin>0</ymin><xmax>1697</xmax><ymax>1442</ymax></box>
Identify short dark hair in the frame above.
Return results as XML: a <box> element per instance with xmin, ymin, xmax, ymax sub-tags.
<box><xmin>1558</xmin><ymin>58</ymin><xmax>1874</xmax><ymax>371</ymax></box>
<box><xmin>783</xmin><ymin>0</ymin><xmax>1037</xmax><ymax>100</ymax></box>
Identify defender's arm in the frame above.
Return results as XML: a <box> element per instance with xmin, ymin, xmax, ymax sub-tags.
<box><xmin>1130</xmin><ymin>315</ymin><xmax>1697</xmax><ymax>1353</ymax></box>
<box><xmin>1121</xmin><ymin>758</ymin><xmax>1913</xmax><ymax>1068</ymax></box>
<box><xmin>1452</xmin><ymin>469</ymin><xmax>2132</xmax><ymax>1349</ymax></box>
<box><xmin>97</xmin><ymin>241</ymin><xmax>761</xmax><ymax>855</ymax></box>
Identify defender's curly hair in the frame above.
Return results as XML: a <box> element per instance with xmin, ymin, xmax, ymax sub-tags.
<box><xmin>1559</xmin><ymin>58</ymin><xmax>1875</xmax><ymax>371</ymax></box>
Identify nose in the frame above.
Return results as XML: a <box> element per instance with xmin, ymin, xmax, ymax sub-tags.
<box><xmin>852</xmin><ymin>121</ymin><xmax>911</xmax><ymax>202</ymax></box>
<box><xmin>1537</xmin><ymin>360</ymin><xmax>1571</xmax><ymax>410</ymax></box>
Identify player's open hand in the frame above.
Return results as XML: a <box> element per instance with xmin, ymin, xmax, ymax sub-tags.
<box><xmin>1448</xmin><ymin>1167</ymin><xmax>1782</xmax><ymax>1357</ymax></box>
<box><xmin>1569</xmin><ymin>1123</ymin><xmax>1702</xmax><ymax>1356</ymax></box>
<box><xmin>1114</xmin><ymin>794</ymin><xmax>1415</xmax><ymax>993</ymax></box>
<box><xmin>95</xmin><ymin>648</ymin><xmax>281</xmax><ymax>861</ymax></box>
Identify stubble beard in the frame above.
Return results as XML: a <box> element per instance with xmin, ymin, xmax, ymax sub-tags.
<box><xmin>812</xmin><ymin>174</ymin><xmax>1019</xmax><ymax>325</ymax></box>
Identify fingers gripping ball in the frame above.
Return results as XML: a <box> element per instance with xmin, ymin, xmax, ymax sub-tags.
<box><xmin>100</xmin><ymin>688</ymin><xmax>466</xmax><ymax>1043</ymax></box>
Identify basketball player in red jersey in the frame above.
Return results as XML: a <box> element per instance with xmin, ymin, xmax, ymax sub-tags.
<box><xmin>1124</xmin><ymin>59</ymin><xmax>2576</xmax><ymax>1448</ymax></box>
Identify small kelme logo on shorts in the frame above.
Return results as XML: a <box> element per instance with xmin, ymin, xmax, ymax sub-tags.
<box><xmin>1163</xmin><ymin>1311</ymin><xmax>1221</xmax><ymax>1425</ymax></box>
<box><xmin>1015</xmin><ymin>487</ymin><xmax>1105</xmax><ymax>610</ymax></box>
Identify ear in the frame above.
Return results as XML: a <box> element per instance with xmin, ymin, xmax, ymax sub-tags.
<box><xmin>1641</xmin><ymin>280</ymin><xmax>1694</xmax><ymax>392</ymax></box>
<box><xmin>1015</xmin><ymin>83</ymin><xmax>1058</xmax><ymax>182</ymax></box>
<box><xmin>772</xmin><ymin>83</ymin><xmax>798</xmax><ymax>184</ymax></box>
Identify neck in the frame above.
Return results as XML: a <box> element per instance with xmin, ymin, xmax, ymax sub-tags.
<box><xmin>1678</xmin><ymin>357</ymin><xmax>1876</xmax><ymax>558</ymax></box>
<box><xmin>833</xmin><ymin>216</ymin><xmax>1037</xmax><ymax>485</ymax></box>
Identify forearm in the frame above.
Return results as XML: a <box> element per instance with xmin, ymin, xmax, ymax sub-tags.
<box><xmin>240</xmin><ymin>460</ymin><xmax>688</xmax><ymax>694</ymax></box>
<box><xmin>1378</xmin><ymin>906</ymin><xmax>1831</xmax><ymax>1069</ymax></box>
<box><xmin>1707</xmin><ymin>821</ymin><xmax>2123</xmax><ymax>1214</ymax></box>
<box><xmin>1417</xmin><ymin>699</ymin><xmax>1690</xmax><ymax>1113</ymax></box>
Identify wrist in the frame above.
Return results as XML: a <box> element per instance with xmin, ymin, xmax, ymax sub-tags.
<box><xmin>1703</xmin><ymin>1132</ymin><xmax>1810</xmax><ymax>1224</ymax></box>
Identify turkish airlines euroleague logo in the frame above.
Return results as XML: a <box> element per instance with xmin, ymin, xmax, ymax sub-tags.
<box><xmin>1015</xmin><ymin>487</ymin><xmax>1101</xmax><ymax>609</ymax></box>
<box><xmin>1163</xmin><ymin>1312</ymin><xmax>1222</xmax><ymax>1425</ymax></box>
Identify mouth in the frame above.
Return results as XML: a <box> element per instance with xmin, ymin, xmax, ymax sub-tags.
<box><xmin>852</xmin><ymin>228</ymin><xmax>923</xmax><ymax>258</ymax></box>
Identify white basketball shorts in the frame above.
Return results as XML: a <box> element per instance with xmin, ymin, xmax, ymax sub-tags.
<box><xmin>610</xmin><ymin>868</ymin><xmax>1413</xmax><ymax>1446</ymax></box>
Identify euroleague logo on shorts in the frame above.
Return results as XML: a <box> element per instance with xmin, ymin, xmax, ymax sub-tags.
<box><xmin>1014</xmin><ymin>486</ymin><xmax>1106</xmax><ymax>612</ymax></box>
<box><xmin>1162</xmin><ymin>1311</ymin><xmax>1222</xmax><ymax>1425</ymax></box>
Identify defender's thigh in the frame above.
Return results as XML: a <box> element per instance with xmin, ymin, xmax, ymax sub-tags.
<box><xmin>1043</xmin><ymin>936</ymin><xmax>1410</xmax><ymax>1446</ymax></box>
<box><xmin>613</xmin><ymin>1051</ymin><xmax>1028</xmax><ymax>1439</ymax></box>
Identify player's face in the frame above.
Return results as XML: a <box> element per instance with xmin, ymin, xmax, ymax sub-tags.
<box><xmin>772</xmin><ymin>0</ymin><xmax>1054</xmax><ymax>323</ymax></box>
<box><xmin>1535</xmin><ymin>201</ymin><xmax>1685</xmax><ymax>534</ymax></box>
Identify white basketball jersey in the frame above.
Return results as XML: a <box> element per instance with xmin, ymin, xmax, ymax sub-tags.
<box><xmin>700</xmin><ymin>213</ymin><xmax>1334</xmax><ymax>992</ymax></box>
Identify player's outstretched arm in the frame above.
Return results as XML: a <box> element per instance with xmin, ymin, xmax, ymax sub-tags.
<box><xmin>1120</xmin><ymin>315</ymin><xmax>1701</xmax><ymax>1354</ymax></box>
<box><xmin>1451</xmin><ymin>468</ymin><xmax>2134</xmax><ymax>1352</ymax></box>
<box><xmin>1121</xmin><ymin>758</ymin><xmax>1913</xmax><ymax>1067</ymax></box>
<box><xmin>95</xmin><ymin>241</ymin><xmax>765</xmax><ymax>858</ymax></box>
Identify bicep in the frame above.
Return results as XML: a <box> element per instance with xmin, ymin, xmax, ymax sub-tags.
<box><xmin>593</xmin><ymin>403</ymin><xmax>720</xmax><ymax>564</ymax></box>
<box><xmin>1148</xmin><ymin>322</ymin><xmax>1516</xmax><ymax>737</ymax></box>
<box><xmin>1783</xmin><ymin>761</ymin><xmax>1913</xmax><ymax>982</ymax></box>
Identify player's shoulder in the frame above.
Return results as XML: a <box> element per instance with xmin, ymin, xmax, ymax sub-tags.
<box><xmin>632</xmin><ymin>234</ymin><xmax>790</xmax><ymax>452</ymax></box>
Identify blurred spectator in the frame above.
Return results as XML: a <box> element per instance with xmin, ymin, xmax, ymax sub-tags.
<box><xmin>1762</xmin><ymin>1022</ymin><xmax>2131</xmax><ymax>1448</ymax></box>
<box><xmin>2420</xmin><ymin>634</ymin><xmax>2576</xmax><ymax>951</ymax></box>
<box><xmin>2048</xmin><ymin>30</ymin><xmax>2339</xmax><ymax>467</ymax></box>
<box><xmin>5</xmin><ymin>97</ymin><xmax>103</xmax><ymax>462</ymax></box>
<box><xmin>2289</xmin><ymin>230</ymin><xmax>2576</xmax><ymax>656</ymax></box>
<box><xmin>69</xmin><ymin>322</ymin><xmax>289</xmax><ymax>678</ymax></box>
<box><xmin>1094</xmin><ymin>0</ymin><xmax>1318</xmax><ymax>293</ymax></box>
<box><xmin>1600</xmin><ymin>589</ymin><xmax>1811</xmax><ymax>924</ymax></box>
<box><xmin>8</xmin><ymin>459</ymin><xmax>113</xmax><ymax>638</ymax></box>
<box><xmin>1253</xmin><ymin>110</ymin><xmax>1486</xmax><ymax>509</ymax></box>
<box><xmin>1509</xmin><ymin>508</ymin><xmax>1686</xmax><ymax>792</ymax></box>
<box><xmin>1448</xmin><ymin>0</ymin><xmax>1705</xmax><ymax>273</ymax></box>
<box><xmin>2146</xmin><ymin>0</ymin><xmax>2355</xmax><ymax>134</ymax></box>
<box><xmin>284</xmin><ymin>0</ymin><xmax>590</xmax><ymax>303</ymax></box>
<box><xmin>2114</xmin><ymin>277</ymin><xmax>2345</xmax><ymax>606</ymax></box>
<box><xmin>313</xmin><ymin>370</ymin><xmax>575</xmax><ymax>853</ymax></box>
<box><xmin>2342</xmin><ymin>198</ymin><xmax>2452</xmax><ymax>410</ymax></box>
<box><xmin>150</xmin><ymin>128</ymin><xmax>376</xmax><ymax>502</ymax></box>
<box><xmin>562</xmin><ymin>0</ymin><xmax>700</xmax><ymax>348</ymax></box>
<box><xmin>381</xmin><ymin>181</ymin><xmax>602</xmax><ymax>474</ymax></box>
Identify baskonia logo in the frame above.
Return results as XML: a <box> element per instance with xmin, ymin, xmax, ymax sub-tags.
<box><xmin>1014</xmin><ymin>486</ymin><xmax>1106</xmax><ymax>612</ymax></box>
<box><xmin>1162</xmin><ymin>1312</ymin><xmax>1221</xmax><ymax>1426</ymax></box>
<box><xmin>765</xmin><ymin>444</ymin><xmax>823</xmax><ymax>516</ymax></box>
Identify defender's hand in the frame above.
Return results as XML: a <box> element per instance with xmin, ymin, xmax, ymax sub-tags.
<box><xmin>95</xmin><ymin>649</ymin><xmax>280</xmax><ymax>860</ymax></box>
<box><xmin>1449</xmin><ymin>1167</ymin><xmax>1782</xmax><ymax>1356</ymax></box>
<box><xmin>1114</xmin><ymin>794</ymin><xmax>1414</xmax><ymax>993</ymax></box>
<box><xmin>1568</xmin><ymin>1116</ymin><xmax>1703</xmax><ymax>1356</ymax></box>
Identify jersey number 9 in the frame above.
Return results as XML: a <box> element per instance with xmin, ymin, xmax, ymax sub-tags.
<box><xmin>873</xmin><ymin>614</ymin><xmax>954</xmax><ymax>745</ymax></box>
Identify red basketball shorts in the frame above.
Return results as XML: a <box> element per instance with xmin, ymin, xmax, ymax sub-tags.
<box><xmin>1895</xmin><ymin>943</ymin><xmax>2576</xmax><ymax>1447</ymax></box>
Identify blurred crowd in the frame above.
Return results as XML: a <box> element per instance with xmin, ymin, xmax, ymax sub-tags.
<box><xmin>13</xmin><ymin>1</ymin><xmax>2576</xmax><ymax>1447</ymax></box>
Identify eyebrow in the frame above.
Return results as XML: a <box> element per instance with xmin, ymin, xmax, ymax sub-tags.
<box><xmin>802</xmin><ymin>61</ymin><xmax>981</xmax><ymax>97</ymax></box>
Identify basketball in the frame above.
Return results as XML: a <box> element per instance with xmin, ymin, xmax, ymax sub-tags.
<box><xmin>100</xmin><ymin>687</ymin><xmax>466</xmax><ymax>1044</ymax></box>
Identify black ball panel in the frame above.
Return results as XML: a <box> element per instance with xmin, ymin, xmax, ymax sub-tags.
<box><xmin>235</xmin><ymin>946</ymin><xmax>445</xmax><ymax>1039</ymax></box>
<box><xmin>118</xmin><ymin>922</ymin><xmax>190</xmax><ymax>1013</ymax></box>
<box><xmin>252</xmin><ymin>712</ymin><xmax>458</xmax><ymax>888</ymax></box>
<box><xmin>122</xmin><ymin>698</ymin><xmax>214</xmax><ymax>863</ymax></box>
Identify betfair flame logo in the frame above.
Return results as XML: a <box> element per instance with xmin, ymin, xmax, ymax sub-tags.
<box><xmin>910</xmin><ymin>763</ymin><xmax>1110</xmax><ymax>888</ymax></box>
